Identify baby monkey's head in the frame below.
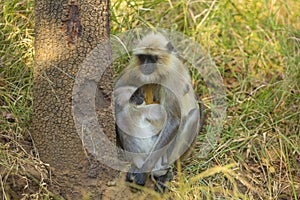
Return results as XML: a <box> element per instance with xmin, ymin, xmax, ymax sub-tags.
<box><xmin>132</xmin><ymin>33</ymin><xmax>176</xmax><ymax>77</ymax></box>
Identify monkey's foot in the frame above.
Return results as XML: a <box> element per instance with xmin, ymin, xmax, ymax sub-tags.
<box><xmin>153</xmin><ymin>170</ymin><xmax>174</xmax><ymax>193</ymax></box>
<box><xmin>126</xmin><ymin>172</ymin><xmax>147</xmax><ymax>187</ymax></box>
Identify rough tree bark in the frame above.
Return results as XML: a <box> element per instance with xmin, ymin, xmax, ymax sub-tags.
<box><xmin>32</xmin><ymin>0</ymin><xmax>116</xmax><ymax>198</ymax></box>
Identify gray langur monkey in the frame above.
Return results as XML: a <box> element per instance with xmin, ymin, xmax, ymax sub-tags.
<box><xmin>114</xmin><ymin>32</ymin><xmax>203</xmax><ymax>192</ymax></box>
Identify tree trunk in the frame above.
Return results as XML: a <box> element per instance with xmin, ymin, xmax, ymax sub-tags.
<box><xmin>32</xmin><ymin>0</ymin><xmax>116</xmax><ymax>198</ymax></box>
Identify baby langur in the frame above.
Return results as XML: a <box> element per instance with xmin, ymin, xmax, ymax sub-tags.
<box><xmin>115</xmin><ymin>33</ymin><xmax>201</xmax><ymax>192</ymax></box>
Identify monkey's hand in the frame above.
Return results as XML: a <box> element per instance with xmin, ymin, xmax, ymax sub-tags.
<box><xmin>114</xmin><ymin>86</ymin><xmax>138</xmax><ymax>108</ymax></box>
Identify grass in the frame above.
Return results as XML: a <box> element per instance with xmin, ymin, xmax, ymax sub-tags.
<box><xmin>0</xmin><ymin>0</ymin><xmax>54</xmax><ymax>199</ymax></box>
<box><xmin>1</xmin><ymin>0</ymin><xmax>300</xmax><ymax>199</ymax></box>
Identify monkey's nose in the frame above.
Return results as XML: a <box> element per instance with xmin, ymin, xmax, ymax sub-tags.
<box><xmin>140</xmin><ymin>64</ymin><xmax>156</xmax><ymax>75</ymax></box>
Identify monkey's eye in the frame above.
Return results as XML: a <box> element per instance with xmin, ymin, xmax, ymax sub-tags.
<box><xmin>150</xmin><ymin>55</ymin><xmax>158</xmax><ymax>63</ymax></box>
<box><xmin>137</xmin><ymin>54</ymin><xmax>147</xmax><ymax>63</ymax></box>
<box><xmin>137</xmin><ymin>54</ymin><xmax>158</xmax><ymax>64</ymax></box>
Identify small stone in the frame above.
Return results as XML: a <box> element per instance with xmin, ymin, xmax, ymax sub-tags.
<box><xmin>106</xmin><ymin>181</ymin><xmax>116</xmax><ymax>187</ymax></box>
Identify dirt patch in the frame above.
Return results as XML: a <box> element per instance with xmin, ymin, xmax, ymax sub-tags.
<box><xmin>0</xmin><ymin>128</ymin><xmax>161</xmax><ymax>199</ymax></box>
<box><xmin>102</xmin><ymin>173</ymin><xmax>160</xmax><ymax>200</ymax></box>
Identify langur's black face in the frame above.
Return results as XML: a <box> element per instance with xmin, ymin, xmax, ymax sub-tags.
<box><xmin>137</xmin><ymin>54</ymin><xmax>159</xmax><ymax>75</ymax></box>
<box><xmin>137</xmin><ymin>54</ymin><xmax>158</xmax><ymax>64</ymax></box>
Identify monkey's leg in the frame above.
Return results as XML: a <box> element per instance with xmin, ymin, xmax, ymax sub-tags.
<box><xmin>152</xmin><ymin>168</ymin><xmax>174</xmax><ymax>193</ymax></box>
<box><xmin>126</xmin><ymin>166</ymin><xmax>147</xmax><ymax>187</ymax></box>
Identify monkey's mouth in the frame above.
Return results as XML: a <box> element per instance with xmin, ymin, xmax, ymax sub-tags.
<box><xmin>139</xmin><ymin>64</ymin><xmax>156</xmax><ymax>75</ymax></box>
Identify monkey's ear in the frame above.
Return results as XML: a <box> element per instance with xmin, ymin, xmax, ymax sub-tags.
<box><xmin>166</xmin><ymin>42</ymin><xmax>176</xmax><ymax>53</ymax></box>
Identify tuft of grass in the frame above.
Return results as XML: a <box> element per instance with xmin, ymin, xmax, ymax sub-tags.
<box><xmin>1</xmin><ymin>0</ymin><xmax>33</xmax><ymax>133</ymax></box>
<box><xmin>0</xmin><ymin>0</ymin><xmax>55</xmax><ymax>199</ymax></box>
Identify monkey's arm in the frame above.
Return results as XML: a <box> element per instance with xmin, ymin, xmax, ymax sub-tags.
<box><xmin>168</xmin><ymin>108</ymin><xmax>200</xmax><ymax>162</ymax></box>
